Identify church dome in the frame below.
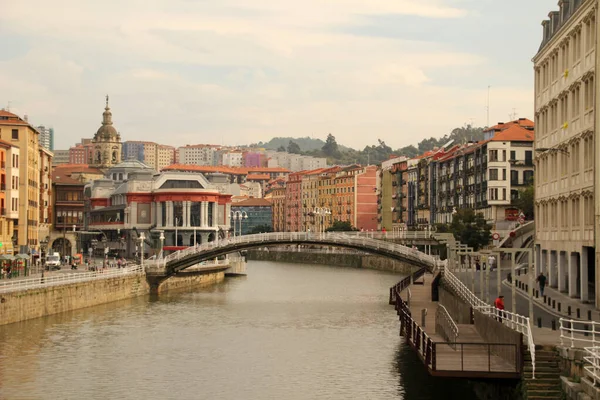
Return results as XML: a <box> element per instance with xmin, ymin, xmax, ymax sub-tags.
<box><xmin>93</xmin><ymin>96</ymin><xmax>120</xmax><ymax>141</ymax></box>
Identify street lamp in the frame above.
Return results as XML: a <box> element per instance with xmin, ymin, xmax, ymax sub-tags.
<box><xmin>313</xmin><ymin>207</ymin><xmax>331</xmax><ymax>235</ymax></box>
<box><xmin>139</xmin><ymin>233</ymin><xmax>145</xmax><ymax>269</ymax></box>
<box><xmin>159</xmin><ymin>231</ymin><xmax>165</xmax><ymax>258</ymax></box>
<box><xmin>230</xmin><ymin>211</ymin><xmax>248</xmax><ymax>237</ymax></box>
<box><xmin>174</xmin><ymin>217</ymin><xmax>179</xmax><ymax>247</ymax></box>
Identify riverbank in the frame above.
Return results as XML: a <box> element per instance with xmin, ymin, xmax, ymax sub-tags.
<box><xmin>246</xmin><ymin>249</ymin><xmax>416</xmax><ymax>275</ymax></box>
<box><xmin>0</xmin><ymin>269</ymin><xmax>225</xmax><ymax>326</ymax></box>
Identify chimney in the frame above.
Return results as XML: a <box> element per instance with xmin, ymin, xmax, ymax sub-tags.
<box><xmin>541</xmin><ymin>19</ymin><xmax>550</xmax><ymax>43</ymax></box>
<box><xmin>559</xmin><ymin>0</ymin><xmax>570</xmax><ymax>23</ymax></box>
<box><xmin>497</xmin><ymin>122</ymin><xmax>504</xmax><ymax>125</ymax></box>
<box><xmin>549</xmin><ymin>11</ymin><xmax>560</xmax><ymax>35</ymax></box>
<box><xmin>24</xmin><ymin>115</ymin><xmax>28</xmax><ymax>122</ymax></box>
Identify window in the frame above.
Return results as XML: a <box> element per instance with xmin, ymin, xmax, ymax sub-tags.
<box><xmin>572</xmin><ymin>197</ymin><xmax>580</xmax><ymax>227</ymax></box>
<box><xmin>489</xmin><ymin>188</ymin><xmax>498</xmax><ymax>200</ymax></box>
<box><xmin>502</xmin><ymin>169</ymin><xmax>506</xmax><ymax>180</ymax></box>
<box><xmin>510</xmin><ymin>150</ymin><xmax>516</xmax><ymax>161</ymax></box>
<box><xmin>489</xmin><ymin>150</ymin><xmax>498</xmax><ymax>162</ymax></box>
<box><xmin>502</xmin><ymin>188</ymin><xmax>506</xmax><ymax>200</ymax></box>
<box><xmin>489</xmin><ymin>169</ymin><xmax>498</xmax><ymax>180</ymax></box>
<box><xmin>11</xmin><ymin>129</ymin><xmax>18</xmax><ymax>140</ymax></box>
<box><xmin>523</xmin><ymin>170</ymin><xmax>534</xmax><ymax>184</ymax></box>
<box><xmin>511</xmin><ymin>170</ymin><xmax>518</xmax><ymax>184</ymax></box>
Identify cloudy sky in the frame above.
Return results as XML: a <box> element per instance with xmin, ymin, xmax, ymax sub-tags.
<box><xmin>1</xmin><ymin>0</ymin><xmax>551</xmax><ymax>150</ymax></box>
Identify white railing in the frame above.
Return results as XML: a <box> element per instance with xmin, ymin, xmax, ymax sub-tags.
<box><xmin>156</xmin><ymin>232</ymin><xmax>439</xmax><ymax>271</ymax></box>
<box><xmin>584</xmin><ymin>347</ymin><xmax>600</xmax><ymax>386</ymax></box>
<box><xmin>436</xmin><ymin>304</ymin><xmax>459</xmax><ymax>347</ymax></box>
<box><xmin>253</xmin><ymin>247</ymin><xmax>370</xmax><ymax>255</ymax></box>
<box><xmin>560</xmin><ymin>318</ymin><xmax>600</xmax><ymax>348</ymax></box>
<box><xmin>0</xmin><ymin>264</ymin><xmax>144</xmax><ymax>294</ymax></box>
<box><xmin>443</xmin><ymin>267</ymin><xmax>536</xmax><ymax>379</ymax></box>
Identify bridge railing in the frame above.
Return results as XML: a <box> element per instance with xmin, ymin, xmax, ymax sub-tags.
<box><xmin>436</xmin><ymin>304</ymin><xmax>459</xmax><ymax>349</ymax></box>
<box><xmin>583</xmin><ymin>347</ymin><xmax>600</xmax><ymax>386</ymax></box>
<box><xmin>0</xmin><ymin>264</ymin><xmax>144</xmax><ymax>294</ymax></box>
<box><xmin>159</xmin><ymin>232</ymin><xmax>440</xmax><ymax>271</ymax></box>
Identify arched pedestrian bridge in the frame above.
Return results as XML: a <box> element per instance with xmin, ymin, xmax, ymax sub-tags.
<box><xmin>147</xmin><ymin>232</ymin><xmax>442</xmax><ymax>279</ymax></box>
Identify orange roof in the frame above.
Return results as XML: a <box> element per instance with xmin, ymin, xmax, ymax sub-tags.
<box><xmin>0</xmin><ymin>110</ymin><xmax>31</xmax><ymax>126</ymax></box>
<box><xmin>52</xmin><ymin>164</ymin><xmax>104</xmax><ymax>176</ymax></box>
<box><xmin>490</xmin><ymin>125</ymin><xmax>534</xmax><ymax>142</ymax></box>
<box><xmin>246</xmin><ymin>166</ymin><xmax>290</xmax><ymax>173</ymax></box>
<box><xmin>485</xmin><ymin>118</ymin><xmax>534</xmax><ymax>133</ymax></box>
<box><xmin>162</xmin><ymin>164</ymin><xmax>291</xmax><ymax>175</ymax></box>
<box><xmin>232</xmin><ymin>198</ymin><xmax>273</xmax><ymax>207</ymax></box>
<box><xmin>246</xmin><ymin>174</ymin><xmax>271</xmax><ymax>180</ymax></box>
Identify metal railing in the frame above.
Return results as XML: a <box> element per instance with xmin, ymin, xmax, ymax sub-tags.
<box><xmin>583</xmin><ymin>347</ymin><xmax>600</xmax><ymax>386</ymax></box>
<box><xmin>560</xmin><ymin>318</ymin><xmax>600</xmax><ymax>348</ymax></box>
<box><xmin>436</xmin><ymin>304</ymin><xmax>459</xmax><ymax>348</ymax></box>
<box><xmin>253</xmin><ymin>247</ymin><xmax>370</xmax><ymax>255</ymax></box>
<box><xmin>443</xmin><ymin>267</ymin><xmax>536</xmax><ymax>378</ymax></box>
<box><xmin>159</xmin><ymin>232</ymin><xmax>441</xmax><ymax>272</ymax></box>
<box><xmin>433</xmin><ymin>342</ymin><xmax>520</xmax><ymax>373</ymax></box>
<box><xmin>0</xmin><ymin>264</ymin><xmax>144</xmax><ymax>294</ymax></box>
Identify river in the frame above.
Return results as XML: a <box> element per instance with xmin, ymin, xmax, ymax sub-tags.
<box><xmin>0</xmin><ymin>261</ymin><xmax>478</xmax><ymax>399</ymax></box>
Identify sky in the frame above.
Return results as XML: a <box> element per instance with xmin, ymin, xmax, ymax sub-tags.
<box><xmin>0</xmin><ymin>0</ymin><xmax>553</xmax><ymax>151</ymax></box>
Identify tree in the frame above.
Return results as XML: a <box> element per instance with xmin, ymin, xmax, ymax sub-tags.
<box><xmin>276</xmin><ymin>145</ymin><xmax>286</xmax><ymax>152</ymax></box>
<box><xmin>322</xmin><ymin>133</ymin><xmax>339</xmax><ymax>157</ymax></box>
<box><xmin>249</xmin><ymin>224</ymin><xmax>273</xmax><ymax>234</ymax></box>
<box><xmin>512</xmin><ymin>181</ymin><xmax>534</xmax><ymax>220</ymax></box>
<box><xmin>287</xmin><ymin>140</ymin><xmax>301</xmax><ymax>154</ymax></box>
<box><xmin>436</xmin><ymin>209</ymin><xmax>491</xmax><ymax>251</ymax></box>
<box><xmin>325</xmin><ymin>220</ymin><xmax>358</xmax><ymax>232</ymax></box>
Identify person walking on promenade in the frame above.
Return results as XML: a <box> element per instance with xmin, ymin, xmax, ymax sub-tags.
<box><xmin>536</xmin><ymin>272</ymin><xmax>547</xmax><ymax>297</ymax></box>
<box><xmin>494</xmin><ymin>295</ymin><xmax>505</xmax><ymax>322</ymax></box>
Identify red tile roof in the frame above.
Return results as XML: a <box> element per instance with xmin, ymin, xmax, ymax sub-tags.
<box><xmin>232</xmin><ymin>198</ymin><xmax>273</xmax><ymax>207</ymax></box>
<box><xmin>485</xmin><ymin>118</ymin><xmax>534</xmax><ymax>133</ymax></box>
<box><xmin>490</xmin><ymin>125</ymin><xmax>534</xmax><ymax>142</ymax></box>
<box><xmin>162</xmin><ymin>164</ymin><xmax>291</xmax><ymax>175</ymax></box>
<box><xmin>0</xmin><ymin>110</ymin><xmax>31</xmax><ymax>126</ymax></box>
<box><xmin>246</xmin><ymin>174</ymin><xmax>271</xmax><ymax>180</ymax></box>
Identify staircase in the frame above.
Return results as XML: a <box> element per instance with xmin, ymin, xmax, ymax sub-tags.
<box><xmin>522</xmin><ymin>346</ymin><xmax>563</xmax><ymax>400</ymax></box>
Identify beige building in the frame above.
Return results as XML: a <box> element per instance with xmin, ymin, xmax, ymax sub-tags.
<box><xmin>0</xmin><ymin>110</ymin><xmax>42</xmax><ymax>253</ymax></box>
<box><xmin>122</xmin><ymin>141</ymin><xmax>175</xmax><ymax>171</ymax></box>
<box><xmin>533</xmin><ymin>0</ymin><xmax>597</xmax><ymax>305</ymax></box>
<box><xmin>39</xmin><ymin>147</ymin><xmax>53</xmax><ymax>245</ymax></box>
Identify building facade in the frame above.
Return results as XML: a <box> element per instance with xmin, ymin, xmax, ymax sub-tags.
<box><xmin>230</xmin><ymin>198</ymin><xmax>273</xmax><ymax>235</ymax></box>
<box><xmin>534</xmin><ymin>0</ymin><xmax>597</xmax><ymax>306</ymax></box>
<box><xmin>266</xmin><ymin>185</ymin><xmax>286</xmax><ymax>232</ymax></box>
<box><xmin>37</xmin><ymin>126</ymin><xmax>54</xmax><ymax>151</ymax></box>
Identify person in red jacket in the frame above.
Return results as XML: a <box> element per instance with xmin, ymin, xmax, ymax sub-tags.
<box><xmin>494</xmin><ymin>295</ymin><xmax>505</xmax><ymax>322</ymax></box>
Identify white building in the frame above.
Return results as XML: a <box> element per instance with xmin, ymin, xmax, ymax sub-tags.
<box><xmin>533</xmin><ymin>0</ymin><xmax>597</xmax><ymax>306</ymax></box>
<box><xmin>222</xmin><ymin>151</ymin><xmax>243</xmax><ymax>167</ymax></box>
<box><xmin>265</xmin><ymin>151</ymin><xmax>327</xmax><ymax>171</ymax></box>
<box><xmin>177</xmin><ymin>145</ymin><xmax>220</xmax><ymax>166</ymax></box>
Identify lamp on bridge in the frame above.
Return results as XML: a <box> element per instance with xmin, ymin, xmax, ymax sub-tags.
<box><xmin>159</xmin><ymin>231</ymin><xmax>165</xmax><ymax>258</ymax></box>
<box><xmin>230</xmin><ymin>211</ymin><xmax>248</xmax><ymax>237</ymax></box>
<box><xmin>139</xmin><ymin>233</ymin><xmax>146</xmax><ymax>269</ymax></box>
<box><xmin>313</xmin><ymin>207</ymin><xmax>331</xmax><ymax>235</ymax></box>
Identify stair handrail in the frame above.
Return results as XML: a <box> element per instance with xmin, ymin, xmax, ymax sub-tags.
<box><xmin>559</xmin><ymin>318</ymin><xmax>600</xmax><ymax>348</ymax></box>
<box><xmin>435</xmin><ymin>304</ymin><xmax>459</xmax><ymax>349</ymax></box>
<box><xmin>583</xmin><ymin>346</ymin><xmax>600</xmax><ymax>386</ymax></box>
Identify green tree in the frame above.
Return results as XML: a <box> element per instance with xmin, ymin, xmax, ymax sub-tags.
<box><xmin>287</xmin><ymin>140</ymin><xmax>301</xmax><ymax>154</ymax></box>
<box><xmin>322</xmin><ymin>133</ymin><xmax>340</xmax><ymax>157</ymax></box>
<box><xmin>276</xmin><ymin>145</ymin><xmax>286</xmax><ymax>152</ymax></box>
<box><xmin>512</xmin><ymin>181</ymin><xmax>534</xmax><ymax>220</ymax></box>
<box><xmin>249</xmin><ymin>224</ymin><xmax>273</xmax><ymax>234</ymax></box>
<box><xmin>325</xmin><ymin>220</ymin><xmax>358</xmax><ymax>232</ymax></box>
<box><xmin>436</xmin><ymin>209</ymin><xmax>491</xmax><ymax>251</ymax></box>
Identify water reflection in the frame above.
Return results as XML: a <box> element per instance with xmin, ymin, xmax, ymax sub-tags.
<box><xmin>0</xmin><ymin>261</ymin><xmax>478</xmax><ymax>400</ymax></box>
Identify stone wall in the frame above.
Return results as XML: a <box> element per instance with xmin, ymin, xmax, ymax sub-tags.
<box><xmin>246</xmin><ymin>250</ymin><xmax>414</xmax><ymax>274</ymax></box>
<box><xmin>439</xmin><ymin>285</ymin><xmax>472</xmax><ymax>325</ymax></box>
<box><xmin>0</xmin><ymin>270</ymin><xmax>225</xmax><ymax>326</ymax></box>
<box><xmin>473</xmin><ymin>310</ymin><xmax>523</xmax><ymax>370</ymax></box>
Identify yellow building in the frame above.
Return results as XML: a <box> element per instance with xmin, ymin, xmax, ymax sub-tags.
<box><xmin>0</xmin><ymin>110</ymin><xmax>41</xmax><ymax>253</ymax></box>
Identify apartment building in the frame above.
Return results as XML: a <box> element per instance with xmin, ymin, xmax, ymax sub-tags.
<box><xmin>0</xmin><ymin>110</ymin><xmax>42</xmax><ymax>253</ymax></box>
<box><xmin>534</xmin><ymin>0</ymin><xmax>597</xmax><ymax>306</ymax></box>
<box><xmin>222</xmin><ymin>151</ymin><xmax>243</xmax><ymax>167</ymax></box>
<box><xmin>53</xmin><ymin>150</ymin><xmax>70</xmax><ymax>166</ymax></box>
<box><xmin>265</xmin><ymin>185</ymin><xmax>286</xmax><ymax>232</ymax></box>
<box><xmin>0</xmin><ymin>140</ymin><xmax>18</xmax><ymax>255</ymax></box>
<box><xmin>39</xmin><ymin>147</ymin><xmax>53</xmax><ymax>245</ymax></box>
<box><xmin>177</xmin><ymin>144</ymin><xmax>221</xmax><ymax>166</ymax></box>
<box><xmin>37</xmin><ymin>126</ymin><xmax>54</xmax><ymax>151</ymax></box>
<box><xmin>122</xmin><ymin>141</ymin><xmax>176</xmax><ymax>171</ymax></box>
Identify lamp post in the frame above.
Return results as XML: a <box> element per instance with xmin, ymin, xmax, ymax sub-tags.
<box><xmin>230</xmin><ymin>211</ymin><xmax>248</xmax><ymax>237</ymax></box>
<box><xmin>313</xmin><ymin>207</ymin><xmax>331</xmax><ymax>236</ymax></box>
<box><xmin>139</xmin><ymin>233</ymin><xmax>145</xmax><ymax>269</ymax></box>
<box><xmin>175</xmin><ymin>217</ymin><xmax>179</xmax><ymax>247</ymax></box>
<box><xmin>159</xmin><ymin>231</ymin><xmax>165</xmax><ymax>258</ymax></box>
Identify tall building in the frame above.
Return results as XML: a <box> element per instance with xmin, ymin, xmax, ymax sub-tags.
<box><xmin>122</xmin><ymin>141</ymin><xmax>175</xmax><ymax>171</ymax></box>
<box><xmin>37</xmin><ymin>126</ymin><xmax>54</xmax><ymax>151</ymax></box>
<box><xmin>90</xmin><ymin>96</ymin><xmax>122</xmax><ymax>169</ymax></box>
<box><xmin>38</xmin><ymin>147</ymin><xmax>53</xmax><ymax>248</ymax></box>
<box><xmin>533</xmin><ymin>0</ymin><xmax>597</xmax><ymax>306</ymax></box>
<box><xmin>0</xmin><ymin>110</ymin><xmax>42</xmax><ymax>253</ymax></box>
<box><xmin>52</xmin><ymin>150</ymin><xmax>70</xmax><ymax>166</ymax></box>
<box><xmin>177</xmin><ymin>144</ymin><xmax>220</xmax><ymax>166</ymax></box>
<box><xmin>0</xmin><ymin>139</ymin><xmax>18</xmax><ymax>255</ymax></box>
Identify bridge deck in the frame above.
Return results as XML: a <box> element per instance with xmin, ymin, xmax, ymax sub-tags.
<box><xmin>400</xmin><ymin>274</ymin><xmax>519</xmax><ymax>379</ymax></box>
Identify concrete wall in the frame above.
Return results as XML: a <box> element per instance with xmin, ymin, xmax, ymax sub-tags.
<box><xmin>473</xmin><ymin>310</ymin><xmax>523</xmax><ymax>370</ymax></box>
<box><xmin>439</xmin><ymin>285</ymin><xmax>472</xmax><ymax>325</ymax></box>
<box><xmin>246</xmin><ymin>250</ymin><xmax>415</xmax><ymax>274</ymax></box>
<box><xmin>0</xmin><ymin>271</ymin><xmax>225</xmax><ymax>326</ymax></box>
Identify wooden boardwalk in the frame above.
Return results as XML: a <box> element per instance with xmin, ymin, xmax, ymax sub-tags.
<box><xmin>396</xmin><ymin>272</ymin><xmax>521</xmax><ymax>379</ymax></box>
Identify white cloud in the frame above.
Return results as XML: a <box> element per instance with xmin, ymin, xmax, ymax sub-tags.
<box><xmin>0</xmin><ymin>0</ymin><xmax>535</xmax><ymax>151</ymax></box>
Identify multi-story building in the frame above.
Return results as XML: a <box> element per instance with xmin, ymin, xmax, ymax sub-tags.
<box><xmin>177</xmin><ymin>144</ymin><xmax>221</xmax><ymax>166</ymax></box>
<box><xmin>222</xmin><ymin>151</ymin><xmax>243</xmax><ymax>167</ymax></box>
<box><xmin>38</xmin><ymin>147</ymin><xmax>53</xmax><ymax>247</ymax></box>
<box><xmin>69</xmin><ymin>145</ymin><xmax>89</xmax><ymax>164</ymax></box>
<box><xmin>230</xmin><ymin>198</ymin><xmax>273</xmax><ymax>235</ymax></box>
<box><xmin>285</xmin><ymin>171</ymin><xmax>305</xmax><ymax>232</ymax></box>
<box><xmin>0</xmin><ymin>139</ymin><xmax>17</xmax><ymax>255</ymax></box>
<box><xmin>378</xmin><ymin>157</ymin><xmax>407</xmax><ymax>231</ymax></box>
<box><xmin>534</xmin><ymin>0</ymin><xmax>597</xmax><ymax>305</ymax></box>
<box><xmin>86</xmin><ymin>162</ymin><xmax>233</xmax><ymax>256</ymax></box>
<box><xmin>265</xmin><ymin>185</ymin><xmax>286</xmax><ymax>232</ymax></box>
<box><xmin>36</xmin><ymin>126</ymin><xmax>54</xmax><ymax>151</ymax></box>
<box><xmin>244</xmin><ymin>152</ymin><xmax>266</xmax><ymax>168</ymax></box>
<box><xmin>266</xmin><ymin>151</ymin><xmax>328</xmax><ymax>172</ymax></box>
<box><xmin>122</xmin><ymin>141</ymin><xmax>176</xmax><ymax>171</ymax></box>
<box><xmin>53</xmin><ymin>150</ymin><xmax>70</xmax><ymax>166</ymax></box>
<box><xmin>51</xmin><ymin>171</ymin><xmax>85</xmax><ymax>257</ymax></box>
<box><xmin>0</xmin><ymin>110</ymin><xmax>42</xmax><ymax>253</ymax></box>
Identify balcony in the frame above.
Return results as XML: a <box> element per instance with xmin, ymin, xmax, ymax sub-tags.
<box><xmin>0</xmin><ymin>183</ymin><xmax>5</xmax><ymax>191</ymax></box>
<box><xmin>0</xmin><ymin>161</ymin><xmax>4</xmax><ymax>169</ymax></box>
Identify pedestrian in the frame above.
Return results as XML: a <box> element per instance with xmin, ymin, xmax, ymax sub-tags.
<box><xmin>6</xmin><ymin>265</ymin><xmax>11</xmax><ymax>279</ymax></box>
<box><xmin>494</xmin><ymin>295</ymin><xmax>505</xmax><ymax>322</ymax></box>
<box><xmin>536</xmin><ymin>272</ymin><xmax>547</xmax><ymax>297</ymax></box>
<box><xmin>488</xmin><ymin>255</ymin><xmax>496</xmax><ymax>271</ymax></box>
<box><xmin>475</xmin><ymin>258</ymin><xmax>481</xmax><ymax>271</ymax></box>
<box><xmin>507</xmin><ymin>272</ymin><xmax>512</xmax><ymax>284</ymax></box>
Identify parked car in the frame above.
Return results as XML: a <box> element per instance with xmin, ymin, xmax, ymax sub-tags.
<box><xmin>45</xmin><ymin>253</ymin><xmax>61</xmax><ymax>270</ymax></box>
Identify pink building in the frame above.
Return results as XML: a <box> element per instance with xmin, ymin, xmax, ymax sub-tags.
<box><xmin>244</xmin><ymin>152</ymin><xmax>265</xmax><ymax>168</ymax></box>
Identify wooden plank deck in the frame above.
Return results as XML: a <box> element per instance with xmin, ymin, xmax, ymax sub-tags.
<box><xmin>399</xmin><ymin>273</ymin><xmax>519</xmax><ymax>379</ymax></box>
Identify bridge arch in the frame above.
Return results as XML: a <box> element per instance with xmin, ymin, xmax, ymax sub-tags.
<box><xmin>153</xmin><ymin>232</ymin><xmax>440</xmax><ymax>277</ymax></box>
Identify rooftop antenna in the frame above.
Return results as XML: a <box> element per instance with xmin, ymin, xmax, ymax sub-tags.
<box><xmin>486</xmin><ymin>86</ymin><xmax>491</xmax><ymax>127</ymax></box>
<box><xmin>6</xmin><ymin>101</ymin><xmax>11</xmax><ymax>112</ymax></box>
<box><xmin>509</xmin><ymin>108</ymin><xmax>518</xmax><ymax>120</ymax></box>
